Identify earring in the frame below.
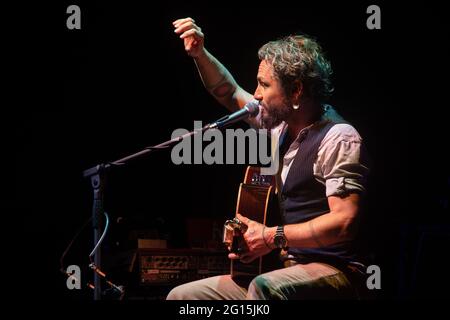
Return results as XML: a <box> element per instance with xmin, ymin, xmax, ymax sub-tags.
<box><xmin>293</xmin><ymin>104</ymin><xmax>300</xmax><ymax>110</ymax></box>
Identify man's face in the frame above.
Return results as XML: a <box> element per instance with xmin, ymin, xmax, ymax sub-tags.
<box><xmin>254</xmin><ymin>60</ymin><xmax>291</xmax><ymax>129</ymax></box>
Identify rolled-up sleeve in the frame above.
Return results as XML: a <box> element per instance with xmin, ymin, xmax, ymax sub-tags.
<box><xmin>314</xmin><ymin>124</ymin><xmax>370</xmax><ymax>197</ymax></box>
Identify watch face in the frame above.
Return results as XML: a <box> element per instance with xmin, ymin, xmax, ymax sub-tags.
<box><xmin>275</xmin><ymin>226</ymin><xmax>287</xmax><ymax>248</ymax></box>
<box><xmin>274</xmin><ymin>235</ymin><xmax>287</xmax><ymax>248</ymax></box>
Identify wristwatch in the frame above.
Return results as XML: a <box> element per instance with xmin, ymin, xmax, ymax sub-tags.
<box><xmin>273</xmin><ymin>225</ymin><xmax>288</xmax><ymax>249</ymax></box>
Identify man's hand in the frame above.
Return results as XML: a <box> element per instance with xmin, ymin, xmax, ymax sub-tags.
<box><xmin>173</xmin><ymin>17</ymin><xmax>205</xmax><ymax>58</ymax></box>
<box><xmin>228</xmin><ymin>213</ymin><xmax>274</xmax><ymax>263</ymax></box>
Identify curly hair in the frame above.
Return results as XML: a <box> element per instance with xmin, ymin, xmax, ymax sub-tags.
<box><xmin>258</xmin><ymin>35</ymin><xmax>333</xmax><ymax>102</ymax></box>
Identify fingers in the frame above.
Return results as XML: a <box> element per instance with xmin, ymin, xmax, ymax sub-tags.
<box><xmin>235</xmin><ymin>213</ymin><xmax>251</xmax><ymax>226</ymax></box>
<box><xmin>228</xmin><ymin>252</ymin><xmax>256</xmax><ymax>263</ymax></box>
<box><xmin>173</xmin><ymin>18</ymin><xmax>200</xmax><ymax>35</ymax></box>
<box><xmin>172</xmin><ymin>17</ymin><xmax>205</xmax><ymax>57</ymax></box>
<box><xmin>228</xmin><ymin>253</ymin><xmax>239</xmax><ymax>260</ymax></box>
<box><xmin>172</xmin><ymin>17</ymin><xmax>195</xmax><ymax>27</ymax></box>
<box><xmin>239</xmin><ymin>254</ymin><xmax>257</xmax><ymax>264</ymax></box>
<box><xmin>180</xmin><ymin>28</ymin><xmax>203</xmax><ymax>40</ymax></box>
<box><xmin>236</xmin><ymin>213</ymin><xmax>255</xmax><ymax>241</ymax></box>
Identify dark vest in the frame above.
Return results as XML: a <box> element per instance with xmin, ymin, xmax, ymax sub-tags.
<box><xmin>279</xmin><ymin>105</ymin><xmax>360</xmax><ymax>264</ymax></box>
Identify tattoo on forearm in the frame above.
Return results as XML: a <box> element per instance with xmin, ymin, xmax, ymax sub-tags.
<box><xmin>212</xmin><ymin>82</ymin><xmax>234</xmax><ymax>98</ymax></box>
<box><xmin>206</xmin><ymin>74</ymin><xmax>234</xmax><ymax>98</ymax></box>
<box><xmin>309</xmin><ymin>220</ymin><xmax>325</xmax><ymax>248</ymax></box>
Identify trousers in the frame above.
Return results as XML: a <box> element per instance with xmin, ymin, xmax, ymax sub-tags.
<box><xmin>166</xmin><ymin>261</ymin><xmax>363</xmax><ymax>300</ymax></box>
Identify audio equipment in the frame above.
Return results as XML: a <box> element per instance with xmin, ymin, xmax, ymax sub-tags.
<box><xmin>138</xmin><ymin>248</ymin><xmax>229</xmax><ymax>285</ymax></box>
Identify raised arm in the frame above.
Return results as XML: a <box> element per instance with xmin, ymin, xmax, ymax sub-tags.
<box><xmin>173</xmin><ymin>18</ymin><xmax>258</xmax><ymax>126</ymax></box>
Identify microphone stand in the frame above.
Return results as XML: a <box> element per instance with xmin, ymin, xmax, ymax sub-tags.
<box><xmin>82</xmin><ymin>123</ymin><xmax>212</xmax><ymax>300</ymax></box>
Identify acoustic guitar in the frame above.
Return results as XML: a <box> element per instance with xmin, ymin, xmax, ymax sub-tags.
<box><xmin>223</xmin><ymin>166</ymin><xmax>282</xmax><ymax>279</ymax></box>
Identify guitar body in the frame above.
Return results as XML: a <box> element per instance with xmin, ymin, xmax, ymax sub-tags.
<box><xmin>228</xmin><ymin>166</ymin><xmax>282</xmax><ymax>279</ymax></box>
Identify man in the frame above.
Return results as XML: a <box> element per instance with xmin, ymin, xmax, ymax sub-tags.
<box><xmin>167</xmin><ymin>17</ymin><xmax>370</xmax><ymax>300</ymax></box>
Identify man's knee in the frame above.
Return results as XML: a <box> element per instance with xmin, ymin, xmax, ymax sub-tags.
<box><xmin>166</xmin><ymin>275</ymin><xmax>231</xmax><ymax>300</ymax></box>
<box><xmin>247</xmin><ymin>271</ymin><xmax>354</xmax><ymax>300</ymax></box>
<box><xmin>166</xmin><ymin>284</ymin><xmax>188</xmax><ymax>300</ymax></box>
<box><xmin>248</xmin><ymin>275</ymin><xmax>282</xmax><ymax>300</ymax></box>
<box><xmin>166</xmin><ymin>281</ymin><xmax>204</xmax><ymax>300</ymax></box>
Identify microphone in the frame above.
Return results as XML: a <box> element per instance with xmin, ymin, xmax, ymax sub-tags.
<box><xmin>206</xmin><ymin>100</ymin><xmax>260</xmax><ymax>130</ymax></box>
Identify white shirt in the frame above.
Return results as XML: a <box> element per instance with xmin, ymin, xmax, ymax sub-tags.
<box><xmin>269</xmin><ymin>121</ymin><xmax>369</xmax><ymax>197</ymax></box>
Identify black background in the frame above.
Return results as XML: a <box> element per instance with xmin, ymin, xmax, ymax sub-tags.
<box><xmin>13</xmin><ymin>0</ymin><xmax>449</xmax><ymax>305</ymax></box>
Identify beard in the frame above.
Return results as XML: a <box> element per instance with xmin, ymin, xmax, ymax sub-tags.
<box><xmin>260</xmin><ymin>100</ymin><xmax>291</xmax><ymax>129</ymax></box>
